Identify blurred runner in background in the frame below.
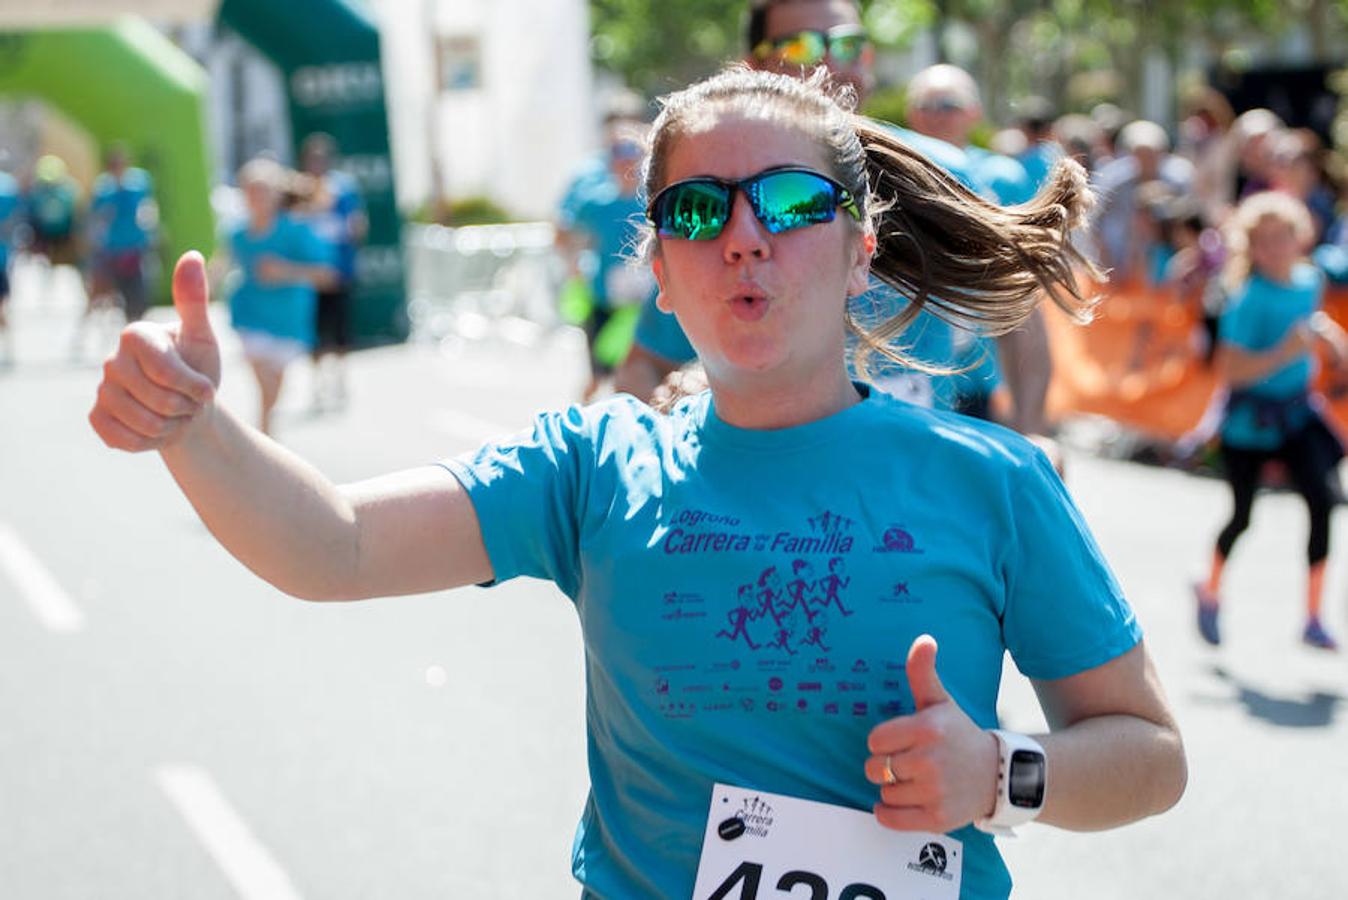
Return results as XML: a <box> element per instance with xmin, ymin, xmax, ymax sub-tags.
<box><xmin>298</xmin><ymin>133</ymin><xmax>366</xmax><ymax>411</ymax></box>
<box><xmin>556</xmin><ymin>120</ymin><xmax>654</xmax><ymax>401</ymax></box>
<box><xmin>25</xmin><ymin>155</ymin><xmax>85</xmax><ymax>319</ymax></box>
<box><xmin>74</xmin><ymin>144</ymin><xmax>158</xmax><ymax>358</ymax></box>
<box><xmin>226</xmin><ymin>158</ymin><xmax>337</xmax><ymax>435</ymax></box>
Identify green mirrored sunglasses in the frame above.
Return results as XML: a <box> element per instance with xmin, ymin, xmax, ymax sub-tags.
<box><xmin>648</xmin><ymin>167</ymin><xmax>862</xmax><ymax>241</ymax></box>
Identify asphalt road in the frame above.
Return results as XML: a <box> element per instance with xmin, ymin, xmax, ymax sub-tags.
<box><xmin>2</xmin><ymin>269</ymin><xmax>1346</xmax><ymax>899</ymax></box>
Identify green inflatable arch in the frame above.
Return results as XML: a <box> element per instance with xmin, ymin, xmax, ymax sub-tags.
<box><xmin>0</xmin><ymin>19</ymin><xmax>214</xmax><ymax>299</ymax></box>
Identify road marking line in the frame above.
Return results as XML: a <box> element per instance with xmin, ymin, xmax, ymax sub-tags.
<box><xmin>155</xmin><ymin>765</ymin><xmax>304</xmax><ymax>900</ymax></box>
<box><xmin>428</xmin><ymin>409</ymin><xmax>515</xmax><ymax>443</ymax></box>
<box><xmin>0</xmin><ymin>523</ymin><xmax>85</xmax><ymax>633</ymax></box>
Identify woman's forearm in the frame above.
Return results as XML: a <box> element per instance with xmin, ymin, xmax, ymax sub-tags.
<box><xmin>1035</xmin><ymin>714</ymin><xmax>1187</xmax><ymax>831</ymax></box>
<box><xmin>160</xmin><ymin>402</ymin><xmax>361</xmax><ymax>600</ymax></box>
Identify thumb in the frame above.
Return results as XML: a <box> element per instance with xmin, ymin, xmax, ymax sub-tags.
<box><xmin>906</xmin><ymin>634</ymin><xmax>950</xmax><ymax>711</ymax></box>
<box><xmin>172</xmin><ymin>251</ymin><xmax>215</xmax><ymax>346</ymax></box>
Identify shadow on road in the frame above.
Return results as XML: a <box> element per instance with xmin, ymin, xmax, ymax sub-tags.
<box><xmin>1204</xmin><ymin>664</ymin><xmax>1343</xmax><ymax>728</ymax></box>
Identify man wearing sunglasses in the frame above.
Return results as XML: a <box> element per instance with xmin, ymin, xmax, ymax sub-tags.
<box><xmin>618</xmin><ymin>0</ymin><xmax>1056</xmax><ymax>446</ymax></box>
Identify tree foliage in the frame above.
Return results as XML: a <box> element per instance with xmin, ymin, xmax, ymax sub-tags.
<box><xmin>590</xmin><ymin>0</ymin><xmax>1346</xmax><ymax>118</ymax></box>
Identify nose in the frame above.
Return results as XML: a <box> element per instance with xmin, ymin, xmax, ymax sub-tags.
<box><xmin>721</xmin><ymin>189</ymin><xmax>771</xmax><ymax>264</ymax></box>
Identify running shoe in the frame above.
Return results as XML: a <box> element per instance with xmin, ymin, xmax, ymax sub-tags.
<box><xmin>1192</xmin><ymin>583</ymin><xmax>1221</xmax><ymax>646</ymax></box>
<box><xmin>1302</xmin><ymin>618</ymin><xmax>1339</xmax><ymax>651</ymax></box>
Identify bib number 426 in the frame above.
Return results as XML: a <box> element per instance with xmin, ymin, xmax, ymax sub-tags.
<box><xmin>706</xmin><ymin>861</ymin><xmax>886</xmax><ymax>900</ymax></box>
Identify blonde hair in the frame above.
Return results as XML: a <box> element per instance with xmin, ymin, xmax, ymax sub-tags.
<box><xmin>641</xmin><ymin>66</ymin><xmax>1099</xmax><ymax>378</ymax></box>
<box><xmin>1222</xmin><ymin>191</ymin><xmax>1314</xmax><ymax>291</ymax></box>
<box><xmin>237</xmin><ymin>157</ymin><xmax>289</xmax><ymax>191</ymax></box>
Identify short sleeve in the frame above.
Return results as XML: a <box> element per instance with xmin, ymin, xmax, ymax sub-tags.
<box><xmin>437</xmin><ymin>408</ymin><xmax>591</xmax><ymax>598</ymax></box>
<box><xmin>1001</xmin><ymin>452</ymin><xmax>1141</xmax><ymax>680</ymax></box>
<box><xmin>633</xmin><ymin>293</ymin><xmax>696</xmax><ymax>364</ymax></box>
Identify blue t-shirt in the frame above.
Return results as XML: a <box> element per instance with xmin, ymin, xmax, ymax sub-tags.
<box><xmin>633</xmin><ymin>291</ymin><xmax>697</xmax><ymax>364</ymax></box>
<box><xmin>1219</xmin><ymin>264</ymin><xmax>1323</xmax><ymax>449</ymax></box>
<box><xmin>966</xmin><ymin>147</ymin><xmax>1035</xmax><ymax>207</ymax></box>
<box><xmin>1017</xmin><ymin>142</ymin><xmax>1060</xmax><ymax>193</ymax></box>
<box><xmin>630</xmin><ymin>123</ymin><xmax>994</xmax><ymax>410</ymax></box>
<box><xmin>0</xmin><ymin>172</ymin><xmax>20</xmax><ymax>271</ymax></box>
<box><xmin>443</xmin><ymin>387</ymin><xmax>1141</xmax><ymax>900</ymax></box>
<box><xmin>558</xmin><ymin>153</ymin><xmax>613</xmax><ymax>224</ymax></box>
<box><xmin>27</xmin><ymin>179</ymin><xmax>77</xmax><ymax>239</ymax></box>
<box><xmin>90</xmin><ymin>167</ymin><xmax>154</xmax><ymax>254</ymax></box>
<box><xmin>228</xmin><ymin>214</ymin><xmax>332</xmax><ymax>346</ymax></box>
<box><xmin>561</xmin><ymin>181</ymin><xmax>650</xmax><ymax>310</ymax></box>
<box><xmin>302</xmin><ymin>170</ymin><xmax>364</xmax><ymax>282</ymax></box>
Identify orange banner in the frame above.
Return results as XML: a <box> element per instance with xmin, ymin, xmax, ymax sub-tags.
<box><xmin>1045</xmin><ymin>280</ymin><xmax>1348</xmax><ymax>443</ymax></box>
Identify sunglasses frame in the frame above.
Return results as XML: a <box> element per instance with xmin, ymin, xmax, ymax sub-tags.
<box><xmin>647</xmin><ymin>166</ymin><xmax>863</xmax><ymax>242</ymax></box>
<box><xmin>752</xmin><ymin>24</ymin><xmax>869</xmax><ymax>67</ymax></box>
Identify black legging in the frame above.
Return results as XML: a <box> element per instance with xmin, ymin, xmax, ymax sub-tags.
<box><xmin>1217</xmin><ymin>423</ymin><xmax>1337</xmax><ymax>565</ymax></box>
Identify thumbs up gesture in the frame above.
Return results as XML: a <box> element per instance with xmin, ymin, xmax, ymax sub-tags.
<box><xmin>89</xmin><ymin>251</ymin><xmax>220</xmax><ymax>452</ymax></box>
<box><xmin>864</xmin><ymin>635</ymin><xmax>1000</xmax><ymax>833</ymax></box>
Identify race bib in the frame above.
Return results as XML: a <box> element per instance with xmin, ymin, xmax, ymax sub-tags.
<box><xmin>693</xmin><ymin>784</ymin><xmax>962</xmax><ymax>900</ymax></box>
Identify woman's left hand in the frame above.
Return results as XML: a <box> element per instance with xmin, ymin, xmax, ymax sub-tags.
<box><xmin>863</xmin><ymin>636</ymin><xmax>1000</xmax><ymax>833</ymax></box>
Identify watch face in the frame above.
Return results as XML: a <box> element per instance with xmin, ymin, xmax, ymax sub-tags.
<box><xmin>1008</xmin><ymin>749</ymin><xmax>1046</xmax><ymax>808</ymax></box>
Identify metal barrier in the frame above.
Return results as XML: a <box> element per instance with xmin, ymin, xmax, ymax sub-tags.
<box><xmin>404</xmin><ymin>221</ymin><xmax>565</xmax><ymax>346</ymax></box>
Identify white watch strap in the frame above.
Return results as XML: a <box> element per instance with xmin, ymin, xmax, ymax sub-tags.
<box><xmin>974</xmin><ymin>730</ymin><xmax>1045</xmax><ymax>837</ymax></box>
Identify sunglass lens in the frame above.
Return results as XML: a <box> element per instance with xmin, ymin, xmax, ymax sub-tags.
<box><xmin>829</xmin><ymin>34</ymin><xmax>866</xmax><ymax>64</ymax></box>
<box><xmin>658</xmin><ymin>181</ymin><xmax>730</xmax><ymax>240</ymax></box>
<box><xmin>777</xmin><ymin>31</ymin><xmax>827</xmax><ymax>66</ymax></box>
<box><xmin>753</xmin><ymin>172</ymin><xmax>837</xmax><ymax>234</ymax></box>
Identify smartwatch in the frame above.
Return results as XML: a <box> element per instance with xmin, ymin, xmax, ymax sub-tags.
<box><xmin>974</xmin><ymin>730</ymin><xmax>1046</xmax><ymax>836</ymax></box>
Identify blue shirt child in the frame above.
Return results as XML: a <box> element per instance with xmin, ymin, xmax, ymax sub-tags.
<box><xmin>228</xmin><ymin>214</ymin><xmax>333</xmax><ymax>347</ymax></box>
<box><xmin>1219</xmin><ymin>263</ymin><xmax>1324</xmax><ymax>450</ymax></box>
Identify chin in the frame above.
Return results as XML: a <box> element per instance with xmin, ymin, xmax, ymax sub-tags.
<box><xmin>716</xmin><ymin>338</ymin><xmax>790</xmax><ymax>374</ymax></box>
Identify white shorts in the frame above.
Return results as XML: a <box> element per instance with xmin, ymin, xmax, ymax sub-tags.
<box><xmin>237</xmin><ymin>330</ymin><xmax>309</xmax><ymax>369</ymax></box>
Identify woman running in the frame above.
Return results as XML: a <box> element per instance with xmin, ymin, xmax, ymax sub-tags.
<box><xmin>88</xmin><ymin>68</ymin><xmax>1185</xmax><ymax>899</ymax></box>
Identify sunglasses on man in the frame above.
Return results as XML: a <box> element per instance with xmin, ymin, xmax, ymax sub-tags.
<box><xmin>751</xmin><ymin>24</ymin><xmax>869</xmax><ymax>68</ymax></box>
<box><xmin>915</xmin><ymin>96</ymin><xmax>973</xmax><ymax>115</ymax></box>
<box><xmin>648</xmin><ymin>167</ymin><xmax>862</xmax><ymax>242</ymax></box>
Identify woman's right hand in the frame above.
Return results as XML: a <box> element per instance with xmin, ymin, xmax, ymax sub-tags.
<box><xmin>88</xmin><ymin>251</ymin><xmax>221</xmax><ymax>452</ymax></box>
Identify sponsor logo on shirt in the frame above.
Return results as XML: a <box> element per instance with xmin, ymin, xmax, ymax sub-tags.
<box><xmin>873</xmin><ymin>526</ymin><xmax>924</xmax><ymax>554</ymax></box>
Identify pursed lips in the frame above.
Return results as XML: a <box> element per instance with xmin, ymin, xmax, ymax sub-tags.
<box><xmin>726</xmin><ymin>283</ymin><xmax>771</xmax><ymax>322</ymax></box>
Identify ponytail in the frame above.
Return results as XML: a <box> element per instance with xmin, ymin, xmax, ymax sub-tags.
<box><xmin>848</xmin><ymin>118</ymin><xmax>1100</xmax><ymax>376</ymax></box>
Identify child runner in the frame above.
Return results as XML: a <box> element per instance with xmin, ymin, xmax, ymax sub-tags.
<box><xmin>226</xmin><ymin>158</ymin><xmax>336</xmax><ymax>435</ymax></box>
<box><xmin>1193</xmin><ymin>191</ymin><xmax>1348</xmax><ymax>649</ymax></box>
<box><xmin>88</xmin><ymin>69</ymin><xmax>1186</xmax><ymax>899</ymax></box>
